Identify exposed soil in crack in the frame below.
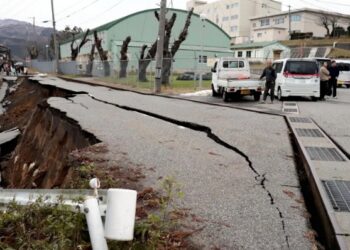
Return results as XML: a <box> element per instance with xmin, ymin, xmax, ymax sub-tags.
<box><xmin>0</xmin><ymin>79</ymin><xmax>100</xmax><ymax>188</ymax></box>
<box><xmin>86</xmin><ymin>94</ymin><xmax>292</xmax><ymax>248</ymax></box>
<box><xmin>0</xmin><ymin>78</ymin><xmax>200</xmax><ymax>248</ymax></box>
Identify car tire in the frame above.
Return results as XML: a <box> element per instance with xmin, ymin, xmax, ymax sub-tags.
<box><xmin>346</xmin><ymin>84</ymin><xmax>350</xmax><ymax>89</ymax></box>
<box><xmin>277</xmin><ymin>88</ymin><xmax>284</xmax><ymax>101</ymax></box>
<box><xmin>212</xmin><ymin>84</ymin><xmax>219</xmax><ymax>97</ymax></box>
<box><xmin>223</xmin><ymin>90</ymin><xmax>229</xmax><ymax>102</ymax></box>
<box><xmin>254</xmin><ymin>92</ymin><xmax>261</xmax><ymax>101</ymax></box>
<box><xmin>311</xmin><ymin>96</ymin><xmax>318</xmax><ymax>102</ymax></box>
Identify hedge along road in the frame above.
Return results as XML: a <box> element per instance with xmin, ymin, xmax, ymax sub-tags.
<box><xmin>30</xmin><ymin>76</ymin><xmax>314</xmax><ymax>249</ymax></box>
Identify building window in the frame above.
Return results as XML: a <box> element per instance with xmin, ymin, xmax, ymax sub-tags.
<box><xmin>231</xmin><ymin>3</ymin><xmax>239</xmax><ymax>8</ymax></box>
<box><xmin>291</xmin><ymin>15</ymin><xmax>301</xmax><ymax>22</ymax></box>
<box><xmin>231</xmin><ymin>15</ymin><xmax>238</xmax><ymax>20</ymax></box>
<box><xmin>253</xmin><ymin>22</ymin><xmax>256</xmax><ymax>28</ymax></box>
<box><xmin>232</xmin><ymin>51</ymin><xmax>235</xmax><ymax>57</ymax></box>
<box><xmin>257</xmin><ymin>33</ymin><xmax>262</xmax><ymax>38</ymax></box>
<box><xmin>199</xmin><ymin>55</ymin><xmax>207</xmax><ymax>64</ymax></box>
<box><xmin>261</xmin><ymin>3</ymin><xmax>267</xmax><ymax>8</ymax></box>
<box><xmin>246</xmin><ymin>51</ymin><xmax>252</xmax><ymax>58</ymax></box>
<box><xmin>226</xmin><ymin>5</ymin><xmax>230</xmax><ymax>9</ymax></box>
<box><xmin>260</xmin><ymin>18</ymin><xmax>270</xmax><ymax>26</ymax></box>
<box><xmin>230</xmin><ymin>26</ymin><xmax>238</xmax><ymax>32</ymax></box>
<box><xmin>238</xmin><ymin>51</ymin><xmax>243</xmax><ymax>57</ymax></box>
<box><xmin>274</xmin><ymin>17</ymin><xmax>284</xmax><ymax>24</ymax></box>
<box><xmin>222</xmin><ymin>16</ymin><xmax>229</xmax><ymax>21</ymax></box>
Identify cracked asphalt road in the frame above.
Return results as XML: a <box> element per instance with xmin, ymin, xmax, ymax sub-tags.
<box><xmin>33</xmin><ymin>77</ymin><xmax>312</xmax><ymax>249</ymax></box>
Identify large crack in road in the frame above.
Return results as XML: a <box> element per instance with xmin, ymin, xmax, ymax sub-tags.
<box><xmin>84</xmin><ymin>93</ymin><xmax>291</xmax><ymax>248</ymax></box>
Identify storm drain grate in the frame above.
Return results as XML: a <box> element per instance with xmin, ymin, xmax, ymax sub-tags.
<box><xmin>296</xmin><ymin>128</ymin><xmax>324</xmax><ymax>137</ymax></box>
<box><xmin>284</xmin><ymin>103</ymin><xmax>297</xmax><ymax>106</ymax></box>
<box><xmin>283</xmin><ymin>108</ymin><xmax>298</xmax><ymax>113</ymax></box>
<box><xmin>306</xmin><ymin>147</ymin><xmax>345</xmax><ymax>161</ymax></box>
<box><xmin>323</xmin><ymin>180</ymin><xmax>350</xmax><ymax>212</ymax></box>
<box><xmin>289</xmin><ymin>117</ymin><xmax>312</xmax><ymax>123</ymax></box>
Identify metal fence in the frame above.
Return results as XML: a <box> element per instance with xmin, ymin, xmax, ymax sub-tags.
<box><xmin>29</xmin><ymin>57</ymin><xmax>213</xmax><ymax>90</ymax></box>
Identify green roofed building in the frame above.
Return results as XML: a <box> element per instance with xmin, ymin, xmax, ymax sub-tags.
<box><xmin>59</xmin><ymin>8</ymin><xmax>232</xmax><ymax>73</ymax></box>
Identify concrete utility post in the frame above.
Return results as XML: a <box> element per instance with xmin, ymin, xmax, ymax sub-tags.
<box><xmin>154</xmin><ymin>0</ymin><xmax>167</xmax><ymax>93</ymax></box>
<box><xmin>288</xmin><ymin>5</ymin><xmax>291</xmax><ymax>39</ymax></box>
<box><xmin>51</xmin><ymin>0</ymin><xmax>59</xmax><ymax>74</ymax></box>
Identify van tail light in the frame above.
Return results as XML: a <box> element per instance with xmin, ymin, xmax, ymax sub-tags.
<box><xmin>283</xmin><ymin>73</ymin><xmax>319</xmax><ymax>78</ymax></box>
<box><xmin>283</xmin><ymin>72</ymin><xmax>290</xmax><ymax>78</ymax></box>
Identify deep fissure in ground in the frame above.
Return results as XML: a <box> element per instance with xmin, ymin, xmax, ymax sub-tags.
<box><xmin>0</xmin><ymin>78</ymin><xmax>100</xmax><ymax>188</ymax></box>
<box><xmin>1</xmin><ymin>77</ymin><xmax>322</xmax><ymax>248</ymax></box>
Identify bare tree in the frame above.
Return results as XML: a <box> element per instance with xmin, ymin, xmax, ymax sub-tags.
<box><xmin>70</xmin><ymin>29</ymin><xmax>90</xmax><ymax>61</ymax></box>
<box><xmin>93</xmin><ymin>30</ymin><xmax>110</xmax><ymax>76</ymax></box>
<box><xmin>138</xmin><ymin>8</ymin><xmax>194</xmax><ymax>84</ymax></box>
<box><xmin>319</xmin><ymin>15</ymin><xmax>331</xmax><ymax>37</ymax></box>
<box><xmin>86</xmin><ymin>43</ymin><xmax>96</xmax><ymax>76</ymax></box>
<box><xmin>138</xmin><ymin>40</ymin><xmax>158</xmax><ymax>82</ymax></box>
<box><xmin>119</xmin><ymin>36</ymin><xmax>131</xmax><ymax>78</ymax></box>
<box><xmin>27</xmin><ymin>45</ymin><xmax>39</xmax><ymax>59</ymax></box>
<box><xmin>330</xmin><ymin>16</ymin><xmax>339</xmax><ymax>37</ymax></box>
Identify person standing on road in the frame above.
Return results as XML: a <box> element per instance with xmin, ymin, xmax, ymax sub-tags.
<box><xmin>319</xmin><ymin>62</ymin><xmax>330</xmax><ymax>101</ymax></box>
<box><xmin>328</xmin><ymin>60</ymin><xmax>340</xmax><ymax>99</ymax></box>
<box><xmin>260</xmin><ymin>61</ymin><xmax>277</xmax><ymax>104</ymax></box>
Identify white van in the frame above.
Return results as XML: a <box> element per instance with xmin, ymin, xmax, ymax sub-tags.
<box><xmin>272</xmin><ymin>59</ymin><xmax>320</xmax><ymax>101</ymax></box>
<box><xmin>336</xmin><ymin>59</ymin><xmax>350</xmax><ymax>88</ymax></box>
<box><xmin>211</xmin><ymin>57</ymin><xmax>263</xmax><ymax>102</ymax></box>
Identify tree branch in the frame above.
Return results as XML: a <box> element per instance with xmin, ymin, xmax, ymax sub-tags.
<box><xmin>171</xmin><ymin>8</ymin><xmax>193</xmax><ymax>55</ymax></box>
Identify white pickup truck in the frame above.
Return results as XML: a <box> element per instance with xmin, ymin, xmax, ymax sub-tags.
<box><xmin>211</xmin><ymin>57</ymin><xmax>263</xmax><ymax>102</ymax></box>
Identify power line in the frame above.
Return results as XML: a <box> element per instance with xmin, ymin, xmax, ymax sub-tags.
<box><xmin>310</xmin><ymin>0</ymin><xmax>350</xmax><ymax>7</ymax></box>
<box><xmin>56</xmin><ymin>0</ymin><xmax>102</xmax><ymax>22</ymax></box>
<box><xmin>55</xmin><ymin>0</ymin><xmax>88</xmax><ymax>16</ymax></box>
<box><xmin>74</xmin><ymin>0</ymin><xmax>126</xmax><ymax>27</ymax></box>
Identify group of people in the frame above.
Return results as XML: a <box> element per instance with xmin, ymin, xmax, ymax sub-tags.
<box><xmin>320</xmin><ymin>60</ymin><xmax>339</xmax><ymax>100</ymax></box>
<box><xmin>260</xmin><ymin>60</ymin><xmax>340</xmax><ymax>103</ymax></box>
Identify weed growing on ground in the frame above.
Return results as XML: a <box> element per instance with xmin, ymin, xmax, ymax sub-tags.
<box><xmin>0</xmin><ymin>177</ymin><xmax>191</xmax><ymax>249</ymax></box>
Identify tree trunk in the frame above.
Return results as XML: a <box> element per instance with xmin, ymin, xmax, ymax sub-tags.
<box><xmin>103</xmin><ymin>61</ymin><xmax>110</xmax><ymax>76</ymax></box>
<box><xmin>138</xmin><ymin>59</ymin><xmax>151</xmax><ymax>82</ymax></box>
<box><xmin>86</xmin><ymin>44</ymin><xmax>95</xmax><ymax>76</ymax></box>
<box><xmin>119</xmin><ymin>36</ymin><xmax>131</xmax><ymax>78</ymax></box>
<box><xmin>119</xmin><ymin>60</ymin><xmax>128</xmax><ymax>78</ymax></box>
<box><xmin>161</xmin><ymin>57</ymin><xmax>172</xmax><ymax>85</ymax></box>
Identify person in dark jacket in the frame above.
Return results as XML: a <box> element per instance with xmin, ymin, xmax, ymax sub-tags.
<box><xmin>328</xmin><ymin>60</ymin><xmax>340</xmax><ymax>98</ymax></box>
<box><xmin>260</xmin><ymin>61</ymin><xmax>277</xmax><ymax>103</ymax></box>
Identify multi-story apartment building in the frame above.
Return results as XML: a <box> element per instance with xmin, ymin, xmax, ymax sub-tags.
<box><xmin>250</xmin><ymin>8</ymin><xmax>350</xmax><ymax>42</ymax></box>
<box><xmin>187</xmin><ymin>0</ymin><xmax>282</xmax><ymax>44</ymax></box>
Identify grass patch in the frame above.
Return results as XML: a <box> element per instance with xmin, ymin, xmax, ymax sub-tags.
<box><xmin>100</xmin><ymin>74</ymin><xmax>211</xmax><ymax>93</ymax></box>
<box><xmin>0</xmin><ymin>177</ymin><xmax>194</xmax><ymax>249</ymax></box>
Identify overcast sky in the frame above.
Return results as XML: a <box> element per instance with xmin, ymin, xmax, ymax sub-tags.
<box><xmin>0</xmin><ymin>0</ymin><xmax>349</xmax><ymax>30</ymax></box>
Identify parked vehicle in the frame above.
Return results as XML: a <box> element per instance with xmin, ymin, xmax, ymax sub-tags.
<box><xmin>312</xmin><ymin>57</ymin><xmax>331</xmax><ymax>69</ymax></box>
<box><xmin>272</xmin><ymin>59</ymin><xmax>320</xmax><ymax>101</ymax></box>
<box><xmin>211</xmin><ymin>57</ymin><xmax>263</xmax><ymax>102</ymax></box>
<box><xmin>335</xmin><ymin>59</ymin><xmax>350</xmax><ymax>88</ymax></box>
<box><xmin>177</xmin><ymin>72</ymin><xmax>196</xmax><ymax>80</ymax></box>
<box><xmin>176</xmin><ymin>72</ymin><xmax>212</xmax><ymax>81</ymax></box>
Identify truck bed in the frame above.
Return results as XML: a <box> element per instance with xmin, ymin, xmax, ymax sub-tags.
<box><xmin>218</xmin><ymin>78</ymin><xmax>263</xmax><ymax>89</ymax></box>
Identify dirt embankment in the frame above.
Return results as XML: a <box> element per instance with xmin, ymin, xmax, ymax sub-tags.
<box><xmin>0</xmin><ymin>79</ymin><xmax>100</xmax><ymax>188</ymax></box>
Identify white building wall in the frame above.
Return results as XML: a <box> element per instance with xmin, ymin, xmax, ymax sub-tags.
<box><xmin>250</xmin><ymin>9</ymin><xmax>350</xmax><ymax>42</ymax></box>
<box><xmin>189</xmin><ymin>0</ymin><xmax>281</xmax><ymax>43</ymax></box>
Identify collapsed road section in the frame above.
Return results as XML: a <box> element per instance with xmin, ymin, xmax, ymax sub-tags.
<box><xmin>0</xmin><ymin>78</ymin><xmax>100</xmax><ymax>188</ymax></box>
<box><xmin>0</xmin><ymin>76</ymin><xmax>317</xmax><ymax>249</ymax></box>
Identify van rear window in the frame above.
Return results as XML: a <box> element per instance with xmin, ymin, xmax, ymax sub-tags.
<box><xmin>338</xmin><ymin>63</ymin><xmax>350</xmax><ymax>72</ymax></box>
<box><xmin>284</xmin><ymin>61</ymin><xmax>318</xmax><ymax>75</ymax></box>
<box><xmin>223</xmin><ymin>61</ymin><xmax>244</xmax><ymax>68</ymax></box>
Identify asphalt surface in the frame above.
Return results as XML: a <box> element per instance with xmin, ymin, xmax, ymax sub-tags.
<box><xmin>182</xmin><ymin>88</ymin><xmax>350</xmax><ymax>156</ymax></box>
<box><xmin>31</xmin><ymin>77</ymin><xmax>312</xmax><ymax>249</ymax></box>
<box><xmin>298</xmin><ymin>89</ymin><xmax>350</xmax><ymax>155</ymax></box>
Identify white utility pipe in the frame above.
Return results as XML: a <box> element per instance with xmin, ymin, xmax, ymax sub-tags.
<box><xmin>104</xmin><ymin>189</ymin><xmax>137</xmax><ymax>241</ymax></box>
<box><xmin>84</xmin><ymin>197</ymin><xmax>108</xmax><ymax>250</ymax></box>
